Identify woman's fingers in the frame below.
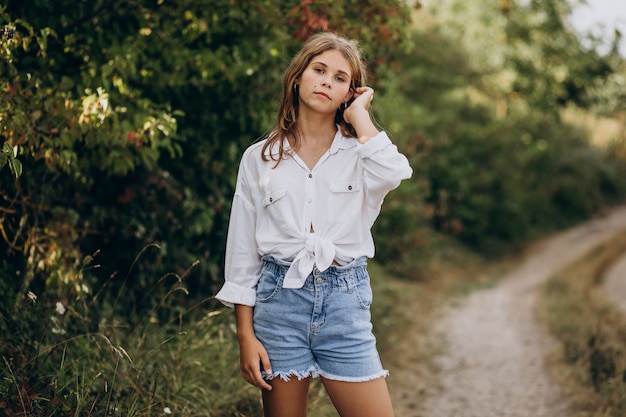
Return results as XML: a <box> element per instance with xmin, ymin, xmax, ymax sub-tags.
<box><xmin>260</xmin><ymin>350</ymin><xmax>273</xmax><ymax>380</ymax></box>
<box><xmin>253</xmin><ymin>371</ymin><xmax>273</xmax><ymax>391</ymax></box>
<box><xmin>343</xmin><ymin>86</ymin><xmax>375</xmax><ymax>125</ymax></box>
<box><xmin>243</xmin><ymin>363</ymin><xmax>273</xmax><ymax>390</ymax></box>
<box><xmin>352</xmin><ymin>87</ymin><xmax>374</xmax><ymax>109</ymax></box>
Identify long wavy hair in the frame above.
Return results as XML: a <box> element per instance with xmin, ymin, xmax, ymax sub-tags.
<box><xmin>261</xmin><ymin>32</ymin><xmax>368</xmax><ymax>165</ymax></box>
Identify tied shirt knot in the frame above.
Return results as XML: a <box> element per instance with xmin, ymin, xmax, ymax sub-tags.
<box><xmin>283</xmin><ymin>233</ymin><xmax>336</xmax><ymax>288</ymax></box>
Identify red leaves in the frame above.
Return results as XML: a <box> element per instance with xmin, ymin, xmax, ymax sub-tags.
<box><xmin>288</xmin><ymin>0</ymin><xmax>330</xmax><ymax>40</ymax></box>
<box><xmin>128</xmin><ymin>131</ymin><xmax>143</xmax><ymax>149</ymax></box>
<box><xmin>117</xmin><ymin>187</ymin><xmax>136</xmax><ymax>204</ymax></box>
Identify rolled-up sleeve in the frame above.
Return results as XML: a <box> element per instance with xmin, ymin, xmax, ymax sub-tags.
<box><xmin>215</xmin><ymin>157</ymin><xmax>262</xmax><ymax>307</ymax></box>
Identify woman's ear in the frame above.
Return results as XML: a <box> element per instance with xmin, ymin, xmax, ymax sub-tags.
<box><xmin>344</xmin><ymin>88</ymin><xmax>354</xmax><ymax>102</ymax></box>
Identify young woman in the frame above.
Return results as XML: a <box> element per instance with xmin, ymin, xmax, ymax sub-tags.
<box><xmin>216</xmin><ymin>32</ymin><xmax>412</xmax><ymax>417</ymax></box>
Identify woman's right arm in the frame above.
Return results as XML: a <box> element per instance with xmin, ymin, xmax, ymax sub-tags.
<box><xmin>235</xmin><ymin>304</ymin><xmax>273</xmax><ymax>390</ymax></box>
<box><xmin>216</xmin><ymin>148</ymin><xmax>263</xmax><ymax>307</ymax></box>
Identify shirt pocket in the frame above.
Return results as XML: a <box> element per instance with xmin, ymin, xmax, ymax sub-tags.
<box><xmin>328</xmin><ymin>179</ymin><xmax>363</xmax><ymax>222</ymax></box>
<box><xmin>262</xmin><ymin>187</ymin><xmax>287</xmax><ymax>207</ymax></box>
<box><xmin>261</xmin><ymin>187</ymin><xmax>293</xmax><ymax>230</ymax></box>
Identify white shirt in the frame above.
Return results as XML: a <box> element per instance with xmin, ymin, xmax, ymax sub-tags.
<box><xmin>215</xmin><ymin>130</ymin><xmax>412</xmax><ymax>307</ymax></box>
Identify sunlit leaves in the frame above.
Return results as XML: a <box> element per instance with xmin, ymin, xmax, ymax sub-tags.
<box><xmin>0</xmin><ymin>142</ymin><xmax>21</xmax><ymax>178</ymax></box>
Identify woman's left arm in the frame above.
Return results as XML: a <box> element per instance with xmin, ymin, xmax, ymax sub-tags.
<box><xmin>344</xmin><ymin>87</ymin><xmax>413</xmax><ymax>208</ymax></box>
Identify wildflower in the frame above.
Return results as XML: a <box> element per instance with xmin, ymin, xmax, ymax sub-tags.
<box><xmin>163</xmin><ymin>407</ymin><xmax>172</xmax><ymax>414</ymax></box>
<box><xmin>55</xmin><ymin>301</ymin><xmax>66</xmax><ymax>315</ymax></box>
<box><xmin>50</xmin><ymin>316</ymin><xmax>66</xmax><ymax>335</ymax></box>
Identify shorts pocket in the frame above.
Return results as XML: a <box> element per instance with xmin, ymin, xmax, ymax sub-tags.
<box><xmin>256</xmin><ymin>268</ymin><xmax>282</xmax><ymax>303</ymax></box>
<box><xmin>353</xmin><ymin>274</ymin><xmax>373</xmax><ymax>310</ymax></box>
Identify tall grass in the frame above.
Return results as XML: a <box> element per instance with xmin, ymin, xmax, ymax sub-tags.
<box><xmin>0</xmin><ymin>248</ymin><xmax>261</xmax><ymax>416</ymax></box>
<box><xmin>537</xmin><ymin>232</ymin><xmax>626</xmax><ymax>417</ymax></box>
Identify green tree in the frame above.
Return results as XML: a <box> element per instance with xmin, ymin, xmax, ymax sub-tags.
<box><xmin>374</xmin><ymin>2</ymin><xmax>626</xmax><ymax>257</ymax></box>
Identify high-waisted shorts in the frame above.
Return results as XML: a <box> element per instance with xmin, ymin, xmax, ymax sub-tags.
<box><xmin>253</xmin><ymin>255</ymin><xmax>388</xmax><ymax>382</ymax></box>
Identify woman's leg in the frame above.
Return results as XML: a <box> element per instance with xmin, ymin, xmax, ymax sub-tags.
<box><xmin>262</xmin><ymin>377</ymin><xmax>311</xmax><ymax>417</ymax></box>
<box><xmin>321</xmin><ymin>376</ymin><xmax>394</xmax><ymax>417</ymax></box>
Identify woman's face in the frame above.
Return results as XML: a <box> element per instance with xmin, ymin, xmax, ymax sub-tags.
<box><xmin>297</xmin><ymin>49</ymin><xmax>354</xmax><ymax>116</ymax></box>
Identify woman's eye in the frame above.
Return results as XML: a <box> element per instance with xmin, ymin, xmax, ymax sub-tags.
<box><xmin>314</xmin><ymin>68</ymin><xmax>323</xmax><ymax>73</ymax></box>
<box><xmin>336</xmin><ymin>77</ymin><xmax>346</xmax><ymax>82</ymax></box>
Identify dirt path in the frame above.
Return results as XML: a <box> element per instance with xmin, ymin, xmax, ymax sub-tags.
<box><xmin>388</xmin><ymin>205</ymin><xmax>626</xmax><ymax>417</ymax></box>
<box><xmin>602</xmin><ymin>249</ymin><xmax>626</xmax><ymax>313</ymax></box>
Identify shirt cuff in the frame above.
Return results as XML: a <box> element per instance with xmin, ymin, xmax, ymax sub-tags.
<box><xmin>354</xmin><ymin>131</ymin><xmax>392</xmax><ymax>158</ymax></box>
<box><xmin>215</xmin><ymin>282</ymin><xmax>257</xmax><ymax>308</ymax></box>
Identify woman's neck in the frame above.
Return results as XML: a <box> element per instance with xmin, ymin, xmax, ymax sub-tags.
<box><xmin>294</xmin><ymin>110</ymin><xmax>337</xmax><ymax>146</ymax></box>
<box><xmin>290</xmin><ymin>112</ymin><xmax>338</xmax><ymax>170</ymax></box>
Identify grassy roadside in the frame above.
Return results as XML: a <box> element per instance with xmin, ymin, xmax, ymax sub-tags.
<box><xmin>536</xmin><ymin>231</ymin><xmax>626</xmax><ymax>417</ymax></box>
<box><xmin>0</xmin><ymin>235</ymin><xmax>535</xmax><ymax>417</ymax></box>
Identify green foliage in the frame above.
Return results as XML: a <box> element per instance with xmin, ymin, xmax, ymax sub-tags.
<box><xmin>372</xmin><ymin>7</ymin><xmax>626</xmax><ymax>258</ymax></box>
<box><xmin>426</xmin><ymin>0</ymin><xmax>620</xmax><ymax>113</ymax></box>
<box><xmin>0</xmin><ymin>142</ymin><xmax>22</xmax><ymax>178</ymax></box>
<box><xmin>0</xmin><ymin>0</ymin><xmax>413</xmax><ymax>306</ymax></box>
<box><xmin>0</xmin><ymin>2</ymin><xmax>183</xmax><ymax>303</ymax></box>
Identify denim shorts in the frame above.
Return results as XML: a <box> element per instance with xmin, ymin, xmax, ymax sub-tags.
<box><xmin>253</xmin><ymin>255</ymin><xmax>388</xmax><ymax>382</ymax></box>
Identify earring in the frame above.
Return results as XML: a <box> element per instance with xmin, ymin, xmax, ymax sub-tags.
<box><xmin>293</xmin><ymin>83</ymin><xmax>299</xmax><ymax>95</ymax></box>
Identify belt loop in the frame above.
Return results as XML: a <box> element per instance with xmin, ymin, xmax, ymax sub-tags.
<box><xmin>346</xmin><ymin>272</ymin><xmax>356</xmax><ymax>294</ymax></box>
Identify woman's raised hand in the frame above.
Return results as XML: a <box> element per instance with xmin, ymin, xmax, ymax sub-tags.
<box><xmin>343</xmin><ymin>86</ymin><xmax>379</xmax><ymax>143</ymax></box>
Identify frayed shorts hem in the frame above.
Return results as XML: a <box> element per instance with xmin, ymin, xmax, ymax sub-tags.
<box><xmin>317</xmin><ymin>369</ymin><xmax>389</xmax><ymax>383</ymax></box>
<box><xmin>264</xmin><ymin>365</ymin><xmax>389</xmax><ymax>383</ymax></box>
<box><xmin>264</xmin><ymin>365</ymin><xmax>319</xmax><ymax>382</ymax></box>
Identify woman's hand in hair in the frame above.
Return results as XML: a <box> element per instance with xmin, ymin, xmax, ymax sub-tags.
<box><xmin>343</xmin><ymin>86</ymin><xmax>379</xmax><ymax>144</ymax></box>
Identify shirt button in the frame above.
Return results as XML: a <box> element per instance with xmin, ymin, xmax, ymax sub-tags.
<box><xmin>314</xmin><ymin>268</ymin><xmax>321</xmax><ymax>275</ymax></box>
<box><xmin>316</xmin><ymin>277</ymin><xmax>323</xmax><ymax>284</ymax></box>
<box><xmin>348</xmin><ymin>185</ymin><xmax>352</xmax><ymax>190</ymax></box>
<box><xmin>307</xmin><ymin>198</ymin><xmax>312</xmax><ymax>203</ymax></box>
<box><xmin>308</xmin><ymin>173</ymin><xmax>313</xmax><ymax>178</ymax></box>
<box><xmin>269</xmin><ymin>197</ymin><xmax>273</xmax><ymax>202</ymax></box>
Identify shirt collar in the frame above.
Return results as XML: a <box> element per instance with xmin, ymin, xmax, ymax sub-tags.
<box><xmin>262</xmin><ymin>136</ymin><xmax>291</xmax><ymax>159</ymax></box>
<box><xmin>265</xmin><ymin>127</ymin><xmax>356</xmax><ymax>158</ymax></box>
<box><xmin>328</xmin><ymin>128</ymin><xmax>357</xmax><ymax>155</ymax></box>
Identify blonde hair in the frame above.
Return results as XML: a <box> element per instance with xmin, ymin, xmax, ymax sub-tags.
<box><xmin>261</xmin><ymin>32</ymin><xmax>368</xmax><ymax>164</ymax></box>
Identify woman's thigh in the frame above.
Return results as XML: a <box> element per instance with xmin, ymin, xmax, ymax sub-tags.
<box><xmin>321</xmin><ymin>376</ymin><xmax>394</xmax><ymax>417</ymax></box>
<box><xmin>262</xmin><ymin>377</ymin><xmax>311</xmax><ymax>417</ymax></box>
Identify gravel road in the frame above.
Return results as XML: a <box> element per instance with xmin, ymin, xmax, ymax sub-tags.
<box><xmin>389</xmin><ymin>205</ymin><xmax>626</xmax><ymax>417</ymax></box>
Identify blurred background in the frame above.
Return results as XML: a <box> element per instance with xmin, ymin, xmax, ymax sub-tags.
<box><xmin>1</xmin><ymin>0</ymin><xmax>625</xmax><ymax>415</ymax></box>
